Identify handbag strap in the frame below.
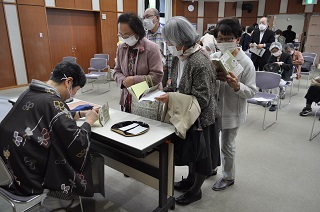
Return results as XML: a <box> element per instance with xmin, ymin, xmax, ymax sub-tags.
<box><xmin>145</xmin><ymin>75</ymin><xmax>154</xmax><ymax>87</ymax></box>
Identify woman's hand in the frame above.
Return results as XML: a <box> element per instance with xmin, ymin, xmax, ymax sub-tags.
<box><xmin>274</xmin><ymin>62</ymin><xmax>283</xmax><ymax>66</ymax></box>
<box><xmin>226</xmin><ymin>72</ymin><xmax>240</xmax><ymax>91</ymax></box>
<box><xmin>154</xmin><ymin>93</ymin><xmax>169</xmax><ymax>104</ymax></box>
<box><xmin>123</xmin><ymin>76</ymin><xmax>134</xmax><ymax>88</ymax></box>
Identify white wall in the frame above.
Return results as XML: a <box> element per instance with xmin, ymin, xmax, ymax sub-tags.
<box><xmin>273</xmin><ymin>14</ymin><xmax>305</xmax><ymax>40</ymax></box>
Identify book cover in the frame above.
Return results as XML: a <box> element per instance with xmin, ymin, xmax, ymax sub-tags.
<box><xmin>212</xmin><ymin>50</ymin><xmax>244</xmax><ymax>76</ymax></box>
<box><xmin>127</xmin><ymin>81</ymin><xmax>149</xmax><ymax>101</ymax></box>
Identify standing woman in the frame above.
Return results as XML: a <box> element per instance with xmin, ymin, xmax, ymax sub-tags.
<box><xmin>156</xmin><ymin>16</ymin><xmax>219</xmax><ymax>205</ymax></box>
<box><xmin>113</xmin><ymin>13</ymin><xmax>163</xmax><ymax>112</ymax></box>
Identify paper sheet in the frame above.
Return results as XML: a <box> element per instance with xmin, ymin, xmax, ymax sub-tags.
<box><xmin>118</xmin><ymin>123</ymin><xmax>139</xmax><ymax>131</ymax></box>
<box><xmin>126</xmin><ymin>125</ymin><xmax>148</xmax><ymax>134</ymax></box>
<box><xmin>249</xmin><ymin>45</ymin><xmax>266</xmax><ymax>57</ymax></box>
<box><xmin>140</xmin><ymin>90</ymin><xmax>165</xmax><ymax>102</ymax></box>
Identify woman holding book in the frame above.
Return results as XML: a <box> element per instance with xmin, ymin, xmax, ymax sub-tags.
<box><xmin>155</xmin><ymin>16</ymin><xmax>220</xmax><ymax>206</ymax></box>
<box><xmin>113</xmin><ymin>12</ymin><xmax>163</xmax><ymax>112</ymax></box>
<box><xmin>210</xmin><ymin>17</ymin><xmax>257</xmax><ymax>191</ymax></box>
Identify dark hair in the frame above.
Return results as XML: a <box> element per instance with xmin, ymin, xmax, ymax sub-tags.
<box><xmin>118</xmin><ymin>13</ymin><xmax>145</xmax><ymax>39</ymax></box>
<box><xmin>213</xmin><ymin>17</ymin><xmax>243</xmax><ymax>39</ymax></box>
<box><xmin>275</xmin><ymin>29</ymin><xmax>283</xmax><ymax>35</ymax></box>
<box><xmin>253</xmin><ymin>23</ymin><xmax>258</xmax><ymax>28</ymax></box>
<box><xmin>287</xmin><ymin>25</ymin><xmax>292</xmax><ymax>29</ymax></box>
<box><xmin>50</xmin><ymin>61</ymin><xmax>86</xmax><ymax>88</ymax></box>
<box><xmin>247</xmin><ymin>26</ymin><xmax>254</xmax><ymax>34</ymax></box>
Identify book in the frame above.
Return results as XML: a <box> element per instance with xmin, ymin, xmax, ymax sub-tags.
<box><xmin>98</xmin><ymin>102</ymin><xmax>110</xmax><ymax>127</ymax></box>
<box><xmin>127</xmin><ymin>81</ymin><xmax>164</xmax><ymax>102</ymax></box>
<box><xmin>211</xmin><ymin>50</ymin><xmax>244</xmax><ymax>76</ymax></box>
<box><xmin>249</xmin><ymin>43</ymin><xmax>266</xmax><ymax>57</ymax></box>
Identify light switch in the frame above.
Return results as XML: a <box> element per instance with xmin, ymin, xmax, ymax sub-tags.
<box><xmin>39</xmin><ymin>33</ymin><xmax>43</xmax><ymax>38</ymax></box>
<box><xmin>102</xmin><ymin>14</ymin><xmax>106</xmax><ymax>20</ymax></box>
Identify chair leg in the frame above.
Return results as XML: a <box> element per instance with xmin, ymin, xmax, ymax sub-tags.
<box><xmin>79</xmin><ymin>196</ymin><xmax>84</xmax><ymax>212</ymax></box>
<box><xmin>309</xmin><ymin>110</ymin><xmax>320</xmax><ymax>141</ymax></box>
<box><xmin>262</xmin><ymin>98</ymin><xmax>279</xmax><ymax>130</ymax></box>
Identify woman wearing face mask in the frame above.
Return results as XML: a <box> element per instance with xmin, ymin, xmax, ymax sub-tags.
<box><xmin>284</xmin><ymin>43</ymin><xmax>304</xmax><ymax>80</ymax></box>
<box><xmin>210</xmin><ymin>17</ymin><xmax>257</xmax><ymax>192</ymax></box>
<box><xmin>156</xmin><ymin>16</ymin><xmax>220</xmax><ymax>205</ymax></box>
<box><xmin>113</xmin><ymin>13</ymin><xmax>163</xmax><ymax>112</ymax></box>
<box><xmin>275</xmin><ymin>29</ymin><xmax>286</xmax><ymax>51</ymax></box>
<box><xmin>267</xmin><ymin>42</ymin><xmax>293</xmax><ymax>111</ymax></box>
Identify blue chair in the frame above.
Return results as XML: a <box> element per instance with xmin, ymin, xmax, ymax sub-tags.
<box><xmin>247</xmin><ymin>71</ymin><xmax>281</xmax><ymax>130</ymax></box>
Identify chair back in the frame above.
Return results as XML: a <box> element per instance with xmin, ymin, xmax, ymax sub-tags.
<box><xmin>90</xmin><ymin>58</ymin><xmax>108</xmax><ymax>71</ymax></box>
<box><xmin>0</xmin><ymin>157</ymin><xmax>13</xmax><ymax>186</ymax></box>
<box><xmin>62</xmin><ymin>56</ymin><xmax>77</xmax><ymax>63</ymax></box>
<box><xmin>94</xmin><ymin>54</ymin><xmax>109</xmax><ymax>61</ymax></box>
<box><xmin>303</xmin><ymin>55</ymin><xmax>316</xmax><ymax>65</ymax></box>
<box><xmin>302</xmin><ymin>52</ymin><xmax>317</xmax><ymax>60</ymax></box>
<box><xmin>256</xmin><ymin>71</ymin><xmax>281</xmax><ymax>90</ymax></box>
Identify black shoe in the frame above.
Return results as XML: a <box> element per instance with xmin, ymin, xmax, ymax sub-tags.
<box><xmin>263</xmin><ymin>101</ymin><xmax>272</xmax><ymax>108</ymax></box>
<box><xmin>124</xmin><ymin>174</ymin><xmax>129</xmax><ymax>177</ymax></box>
<box><xmin>269</xmin><ymin>104</ymin><xmax>277</xmax><ymax>112</ymax></box>
<box><xmin>212</xmin><ymin>178</ymin><xmax>234</xmax><ymax>191</ymax></box>
<box><xmin>300</xmin><ymin>107</ymin><xmax>312</xmax><ymax>116</ymax></box>
<box><xmin>206</xmin><ymin>168</ymin><xmax>218</xmax><ymax>178</ymax></box>
<box><xmin>176</xmin><ymin>190</ymin><xmax>202</xmax><ymax>205</ymax></box>
<box><xmin>174</xmin><ymin>177</ymin><xmax>193</xmax><ymax>192</ymax></box>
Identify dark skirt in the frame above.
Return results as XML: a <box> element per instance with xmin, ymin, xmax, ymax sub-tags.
<box><xmin>305</xmin><ymin>85</ymin><xmax>320</xmax><ymax>103</ymax></box>
<box><xmin>174</xmin><ymin>123</ymin><xmax>219</xmax><ymax>176</ymax></box>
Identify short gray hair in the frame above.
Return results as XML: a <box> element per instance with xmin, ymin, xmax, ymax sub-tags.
<box><xmin>162</xmin><ymin>16</ymin><xmax>199</xmax><ymax>47</ymax></box>
<box><xmin>284</xmin><ymin>43</ymin><xmax>294</xmax><ymax>51</ymax></box>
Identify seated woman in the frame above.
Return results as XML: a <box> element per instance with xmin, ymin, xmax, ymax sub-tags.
<box><xmin>267</xmin><ymin>42</ymin><xmax>293</xmax><ymax>111</ymax></box>
<box><xmin>300</xmin><ymin>78</ymin><xmax>320</xmax><ymax>116</ymax></box>
<box><xmin>275</xmin><ymin>29</ymin><xmax>286</xmax><ymax>50</ymax></box>
<box><xmin>284</xmin><ymin>43</ymin><xmax>304</xmax><ymax>80</ymax></box>
<box><xmin>156</xmin><ymin>16</ymin><xmax>219</xmax><ymax>205</ymax></box>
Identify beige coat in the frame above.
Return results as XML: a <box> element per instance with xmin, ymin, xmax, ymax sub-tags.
<box><xmin>162</xmin><ymin>92</ymin><xmax>201</xmax><ymax>139</ymax></box>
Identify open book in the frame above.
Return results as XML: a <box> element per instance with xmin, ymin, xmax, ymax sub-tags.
<box><xmin>127</xmin><ymin>81</ymin><xmax>165</xmax><ymax>102</ymax></box>
<box><xmin>249</xmin><ymin>43</ymin><xmax>266</xmax><ymax>57</ymax></box>
<box><xmin>97</xmin><ymin>102</ymin><xmax>110</xmax><ymax>126</ymax></box>
<box><xmin>211</xmin><ymin>50</ymin><xmax>244</xmax><ymax>76</ymax></box>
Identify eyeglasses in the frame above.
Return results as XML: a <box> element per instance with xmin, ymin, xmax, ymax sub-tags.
<box><xmin>143</xmin><ymin>14</ymin><xmax>155</xmax><ymax>19</ymax></box>
<box><xmin>117</xmin><ymin>33</ymin><xmax>134</xmax><ymax>39</ymax></box>
<box><xmin>216</xmin><ymin>37</ymin><xmax>236</xmax><ymax>43</ymax></box>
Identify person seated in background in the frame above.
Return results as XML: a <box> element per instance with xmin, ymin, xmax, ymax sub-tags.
<box><xmin>0</xmin><ymin>61</ymin><xmax>99</xmax><ymax>211</ymax></box>
<box><xmin>200</xmin><ymin>26</ymin><xmax>217</xmax><ymax>55</ymax></box>
<box><xmin>239</xmin><ymin>26</ymin><xmax>254</xmax><ymax>52</ymax></box>
<box><xmin>275</xmin><ymin>29</ymin><xmax>286</xmax><ymax>50</ymax></box>
<box><xmin>284</xmin><ymin>43</ymin><xmax>304</xmax><ymax>80</ymax></box>
<box><xmin>267</xmin><ymin>42</ymin><xmax>293</xmax><ymax>112</ymax></box>
<box><xmin>299</xmin><ymin>78</ymin><xmax>320</xmax><ymax>116</ymax></box>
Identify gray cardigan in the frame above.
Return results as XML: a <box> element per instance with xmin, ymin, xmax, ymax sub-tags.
<box><xmin>217</xmin><ymin>48</ymin><xmax>258</xmax><ymax>129</ymax></box>
<box><xmin>165</xmin><ymin>49</ymin><xmax>219</xmax><ymax>127</ymax></box>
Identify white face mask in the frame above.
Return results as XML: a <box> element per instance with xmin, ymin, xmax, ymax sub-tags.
<box><xmin>275</xmin><ymin>35</ymin><xmax>280</xmax><ymax>39</ymax></box>
<box><xmin>143</xmin><ymin>17</ymin><xmax>156</xmax><ymax>31</ymax></box>
<box><xmin>259</xmin><ymin>23</ymin><xmax>267</xmax><ymax>31</ymax></box>
<box><xmin>123</xmin><ymin>34</ymin><xmax>138</xmax><ymax>46</ymax></box>
<box><xmin>272</xmin><ymin>50</ymin><xmax>282</xmax><ymax>57</ymax></box>
<box><xmin>216</xmin><ymin>41</ymin><xmax>237</xmax><ymax>53</ymax></box>
<box><xmin>290</xmin><ymin>50</ymin><xmax>294</xmax><ymax>55</ymax></box>
<box><xmin>167</xmin><ymin>45</ymin><xmax>183</xmax><ymax>56</ymax></box>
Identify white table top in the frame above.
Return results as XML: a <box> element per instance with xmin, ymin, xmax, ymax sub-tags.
<box><xmin>70</xmin><ymin>99</ymin><xmax>175</xmax><ymax>156</ymax></box>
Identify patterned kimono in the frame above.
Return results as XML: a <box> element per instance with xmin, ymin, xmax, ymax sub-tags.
<box><xmin>0</xmin><ymin>80</ymin><xmax>94</xmax><ymax>197</ymax></box>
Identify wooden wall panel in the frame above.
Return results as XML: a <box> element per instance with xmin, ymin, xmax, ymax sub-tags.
<box><xmin>16</xmin><ymin>0</ymin><xmax>44</xmax><ymax>6</ymax></box>
<box><xmin>204</xmin><ymin>17</ymin><xmax>218</xmax><ymax>31</ymax></box>
<box><xmin>123</xmin><ymin>0</ymin><xmax>137</xmax><ymax>13</ymax></box>
<box><xmin>71</xmin><ymin>10</ymin><xmax>98</xmax><ymax>70</ymax></box>
<box><xmin>172</xmin><ymin>0</ymin><xmax>183</xmax><ymax>16</ymax></box>
<box><xmin>313</xmin><ymin>2</ymin><xmax>320</xmax><ymax>12</ymax></box>
<box><xmin>204</xmin><ymin>2</ymin><xmax>218</xmax><ymax>18</ymax></box>
<box><xmin>75</xmin><ymin>0</ymin><xmax>92</xmax><ymax>10</ymax></box>
<box><xmin>47</xmin><ymin>9</ymin><xmax>74</xmax><ymax>69</ymax></box>
<box><xmin>55</xmin><ymin>0</ymin><xmax>74</xmax><ymax>9</ymax></box>
<box><xmin>264</xmin><ymin>0</ymin><xmax>281</xmax><ymax>15</ymax></box>
<box><xmin>183</xmin><ymin>1</ymin><xmax>198</xmax><ymax>18</ymax></box>
<box><xmin>100</xmin><ymin>11</ymin><xmax>117</xmax><ymax>68</ymax></box>
<box><xmin>287</xmin><ymin>0</ymin><xmax>305</xmax><ymax>14</ymax></box>
<box><xmin>241</xmin><ymin>17</ymin><xmax>258</xmax><ymax>28</ymax></box>
<box><xmin>224</xmin><ymin>2</ymin><xmax>236</xmax><ymax>17</ymax></box>
<box><xmin>0</xmin><ymin>3</ymin><xmax>16</xmax><ymax>87</ymax></box>
<box><xmin>18</xmin><ymin>5</ymin><xmax>52</xmax><ymax>82</ymax></box>
<box><xmin>100</xmin><ymin>0</ymin><xmax>116</xmax><ymax>12</ymax></box>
